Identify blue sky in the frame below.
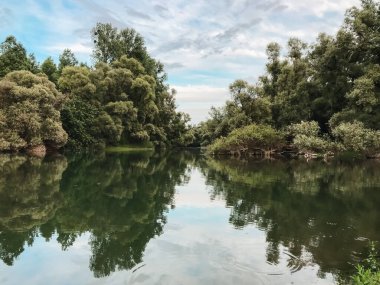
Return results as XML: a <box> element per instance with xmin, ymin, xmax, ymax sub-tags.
<box><xmin>0</xmin><ymin>0</ymin><xmax>359</xmax><ymax>123</ymax></box>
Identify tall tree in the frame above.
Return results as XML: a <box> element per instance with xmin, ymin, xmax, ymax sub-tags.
<box><xmin>0</xmin><ymin>36</ymin><xmax>31</xmax><ymax>77</ymax></box>
<box><xmin>58</xmin><ymin>49</ymin><xmax>78</xmax><ymax>74</ymax></box>
<box><xmin>41</xmin><ymin>57</ymin><xmax>59</xmax><ymax>84</ymax></box>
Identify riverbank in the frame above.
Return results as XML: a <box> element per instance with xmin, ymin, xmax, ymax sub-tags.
<box><xmin>207</xmin><ymin>122</ymin><xmax>380</xmax><ymax>160</ymax></box>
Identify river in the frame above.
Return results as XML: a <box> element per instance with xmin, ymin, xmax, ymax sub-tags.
<box><xmin>0</xmin><ymin>150</ymin><xmax>379</xmax><ymax>284</ymax></box>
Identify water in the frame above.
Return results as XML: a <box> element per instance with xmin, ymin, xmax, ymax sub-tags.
<box><xmin>0</xmin><ymin>150</ymin><xmax>379</xmax><ymax>284</ymax></box>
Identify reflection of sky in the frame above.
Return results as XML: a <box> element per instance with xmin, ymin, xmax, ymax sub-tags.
<box><xmin>0</xmin><ymin>168</ymin><xmax>334</xmax><ymax>285</ymax></box>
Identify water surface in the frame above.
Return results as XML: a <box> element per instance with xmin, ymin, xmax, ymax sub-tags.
<box><xmin>0</xmin><ymin>151</ymin><xmax>379</xmax><ymax>284</ymax></box>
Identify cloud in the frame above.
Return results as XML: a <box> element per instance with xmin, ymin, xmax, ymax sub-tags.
<box><xmin>153</xmin><ymin>4</ymin><xmax>169</xmax><ymax>18</ymax></box>
<box><xmin>125</xmin><ymin>5</ymin><xmax>153</xmax><ymax>21</ymax></box>
<box><xmin>173</xmin><ymin>85</ymin><xmax>230</xmax><ymax>123</ymax></box>
<box><xmin>164</xmin><ymin>62</ymin><xmax>185</xmax><ymax>70</ymax></box>
<box><xmin>0</xmin><ymin>0</ymin><xmax>361</xmax><ymax>123</ymax></box>
<box><xmin>45</xmin><ymin>43</ymin><xmax>92</xmax><ymax>54</ymax></box>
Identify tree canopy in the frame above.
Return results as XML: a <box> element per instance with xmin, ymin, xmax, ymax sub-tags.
<box><xmin>0</xmin><ymin>23</ymin><xmax>193</xmax><ymax>152</ymax></box>
<box><xmin>0</xmin><ymin>71</ymin><xmax>67</xmax><ymax>152</ymax></box>
<box><xmin>200</xmin><ymin>0</ymin><xmax>380</xmax><ymax>156</ymax></box>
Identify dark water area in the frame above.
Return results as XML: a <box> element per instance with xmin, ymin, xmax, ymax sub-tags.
<box><xmin>0</xmin><ymin>150</ymin><xmax>379</xmax><ymax>284</ymax></box>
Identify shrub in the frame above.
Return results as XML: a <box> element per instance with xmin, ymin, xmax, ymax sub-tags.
<box><xmin>331</xmin><ymin>121</ymin><xmax>380</xmax><ymax>153</ymax></box>
<box><xmin>208</xmin><ymin>124</ymin><xmax>284</xmax><ymax>154</ymax></box>
<box><xmin>0</xmin><ymin>71</ymin><xmax>67</xmax><ymax>152</ymax></box>
<box><xmin>288</xmin><ymin>121</ymin><xmax>331</xmax><ymax>153</ymax></box>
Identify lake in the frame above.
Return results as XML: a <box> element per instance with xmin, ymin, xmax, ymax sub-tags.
<box><xmin>0</xmin><ymin>150</ymin><xmax>379</xmax><ymax>285</ymax></box>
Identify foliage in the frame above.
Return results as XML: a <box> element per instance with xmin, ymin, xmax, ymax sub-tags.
<box><xmin>200</xmin><ymin>0</ymin><xmax>380</xmax><ymax>155</ymax></box>
<box><xmin>197</xmin><ymin>80</ymin><xmax>272</xmax><ymax>146</ymax></box>
<box><xmin>0</xmin><ymin>71</ymin><xmax>68</xmax><ymax>152</ymax></box>
<box><xmin>0</xmin><ymin>22</ymin><xmax>193</xmax><ymax>152</ymax></box>
<box><xmin>208</xmin><ymin>124</ymin><xmax>284</xmax><ymax>154</ymax></box>
<box><xmin>41</xmin><ymin>56</ymin><xmax>58</xmax><ymax>84</ymax></box>
<box><xmin>58</xmin><ymin>54</ymin><xmax>190</xmax><ymax>148</ymax></box>
<box><xmin>0</xmin><ymin>36</ymin><xmax>38</xmax><ymax>77</ymax></box>
<box><xmin>351</xmin><ymin>242</ymin><xmax>380</xmax><ymax>285</ymax></box>
<box><xmin>58</xmin><ymin>49</ymin><xmax>78</xmax><ymax>74</ymax></box>
<box><xmin>288</xmin><ymin>121</ymin><xmax>333</xmax><ymax>153</ymax></box>
<box><xmin>331</xmin><ymin>121</ymin><xmax>380</xmax><ymax>153</ymax></box>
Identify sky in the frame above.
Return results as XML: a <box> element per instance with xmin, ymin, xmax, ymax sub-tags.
<box><xmin>0</xmin><ymin>0</ymin><xmax>360</xmax><ymax>123</ymax></box>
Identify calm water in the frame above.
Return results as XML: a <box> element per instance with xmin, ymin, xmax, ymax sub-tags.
<box><xmin>0</xmin><ymin>151</ymin><xmax>379</xmax><ymax>285</ymax></box>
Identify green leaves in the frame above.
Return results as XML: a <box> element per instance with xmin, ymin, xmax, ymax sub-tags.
<box><xmin>0</xmin><ymin>71</ymin><xmax>68</xmax><ymax>152</ymax></box>
<box><xmin>331</xmin><ymin>121</ymin><xmax>380</xmax><ymax>153</ymax></box>
<box><xmin>208</xmin><ymin>124</ymin><xmax>284</xmax><ymax>154</ymax></box>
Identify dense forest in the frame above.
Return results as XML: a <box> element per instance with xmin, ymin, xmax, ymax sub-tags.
<box><xmin>199</xmin><ymin>0</ymin><xmax>380</xmax><ymax>157</ymax></box>
<box><xmin>0</xmin><ymin>0</ymin><xmax>379</xmax><ymax>158</ymax></box>
<box><xmin>0</xmin><ymin>23</ymin><xmax>194</xmax><ymax>155</ymax></box>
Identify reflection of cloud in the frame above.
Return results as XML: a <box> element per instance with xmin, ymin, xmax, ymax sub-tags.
<box><xmin>174</xmin><ymin>169</ymin><xmax>226</xmax><ymax>207</ymax></box>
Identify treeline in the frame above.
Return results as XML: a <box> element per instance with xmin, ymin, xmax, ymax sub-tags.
<box><xmin>0</xmin><ymin>23</ymin><xmax>194</xmax><ymax>154</ymax></box>
<box><xmin>199</xmin><ymin>0</ymin><xmax>380</xmax><ymax>157</ymax></box>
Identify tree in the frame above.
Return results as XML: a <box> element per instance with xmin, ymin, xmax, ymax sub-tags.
<box><xmin>58</xmin><ymin>49</ymin><xmax>78</xmax><ymax>74</ymax></box>
<box><xmin>91</xmin><ymin>23</ymin><xmax>166</xmax><ymax>89</ymax></box>
<box><xmin>0</xmin><ymin>71</ymin><xmax>68</xmax><ymax>152</ymax></box>
<box><xmin>91</xmin><ymin>23</ymin><xmax>148</xmax><ymax>65</ymax></box>
<box><xmin>0</xmin><ymin>36</ymin><xmax>31</xmax><ymax>77</ymax></box>
<box><xmin>41</xmin><ymin>57</ymin><xmax>59</xmax><ymax>84</ymax></box>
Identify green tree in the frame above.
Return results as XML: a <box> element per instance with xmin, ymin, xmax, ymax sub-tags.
<box><xmin>0</xmin><ymin>36</ymin><xmax>31</xmax><ymax>77</ymax></box>
<box><xmin>41</xmin><ymin>57</ymin><xmax>59</xmax><ymax>84</ymax></box>
<box><xmin>0</xmin><ymin>71</ymin><xmax>68</xmax><ymax>152</ymax></box>
<box><xmin>58</xmin><ymin>49</ymin><xmax>78</xmax><ymax>74</ymax></box>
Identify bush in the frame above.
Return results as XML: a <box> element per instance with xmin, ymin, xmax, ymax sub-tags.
<box><xmin>288</xmin><ymin>121</ymin><xmax>332</xmax><ymax>153</ymax></box>
<box><xmin>0</xmin><ymin>71</ymin><xmax>67</xmax><ymax>152</ymax></box>
<box><xmin>208</xmin><ymin>124</ymin><xmax>284</xmax><ymax>154</ymax></box>
<box><xmin>331</xmin><ymin>121</ymin><xmax>380</xmax><ymax>153</ymax></box>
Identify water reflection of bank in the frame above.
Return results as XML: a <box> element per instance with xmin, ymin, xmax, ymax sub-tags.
<box><xmin>201</xmin><ymin>158</ymin><xmax>380</xmax><ymax>282</ymax></box>
<box><xmin>0</xmin><ymin>151</ymin><xmax>193</xmax><ymax>276</ymax></box>
<box><xmin>0</xmin><ymin>153</ymin><xmax>379</xmax><ymax>283</ymax></box>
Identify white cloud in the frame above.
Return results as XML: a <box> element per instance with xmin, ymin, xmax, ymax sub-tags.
<box><xmin>173</xmin><ymin>85</ymin><xmax>230</xmax><ymax>123</ymax></box>
<box><xmin>286</xmin><ymin>0</ymin><xmax>360</xmax><ymax>17</ymax></box>
<box><xmin>0</xmin><ymin>0</ymin><xmax>361</xmax><ymax>123</ymax></box>
<box><xmin>45</xmin><ymin>43</ymin><xmax>92</xmax><ymax>54</ymax></box>
<box><xmin>174</xmin><ymin>85</ymin><xmax>229</xmax><ymax>103</ymax></box>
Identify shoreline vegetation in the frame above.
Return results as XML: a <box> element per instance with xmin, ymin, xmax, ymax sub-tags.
<box><xmin>0</xmin><ymin>0</ymin><xmax>379</xmax><ymax>160</ymax></box>
<box><xmin>207</xmin><ymin>121</ymin><xmax>380</xmax><ymax>159</ymax></box>
<box><xmin>198</xmin><ymin>0</ymin><xmax>380</xmax><ymax>160</ymax></box>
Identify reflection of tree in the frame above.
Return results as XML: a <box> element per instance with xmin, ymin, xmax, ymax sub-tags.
<box><xmin>0</xmin><ymin>154</ymin><xmax>67</xmax><ymax>265</ymax></box>
<box><xmin>202</xmin><ymin>158</ymin><xmax>380</xmax><ymax>281</ymax></box>
<box><xmin>0</xmin><ymin>150</ymin><xmax>194</xmax><ymax>277</ymax></box>
<box><xmin>53</xmin><ymin>151</ymin><xmax>192</xmax><ymax>277</ymax></box>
